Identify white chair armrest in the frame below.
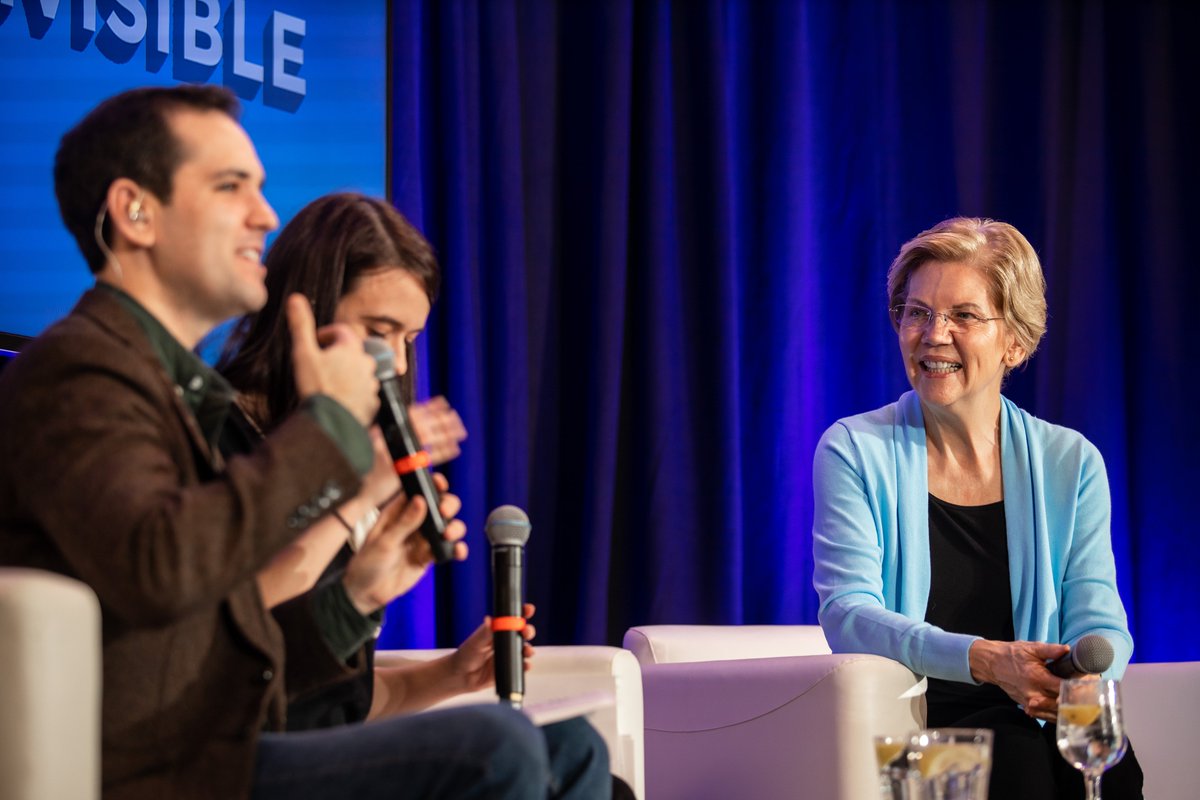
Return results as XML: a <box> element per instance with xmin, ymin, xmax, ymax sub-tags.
<box><xmin>0</xmin><ymin>568</ymin><xmax>101</xmax><ymax>800</ymax></box>
<box><xmin>623</xmin><ymin>624</ymin><xmax>831</xmax><ymax>664</ymax></box>
<box><xmin>639</xmin><ymin>653</ymin><xmax>922</xmax><ymax>800</ymax></box>
<box><xmin>378</xmin><ymin>645</ymin><xmax>645</xmax><ymax>798</ymax></box>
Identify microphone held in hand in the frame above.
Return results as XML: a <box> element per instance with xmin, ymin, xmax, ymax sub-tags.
<box><xmin>1047</xmin><ymin>634</ymin><xmax>1114</xmax><ymax>678</ymax></box>
<box><xmin>486</xmin><ymin>505</ymin><xmax>531</xmax><ymax>708</ymax></box>
<box><xmin>363</xmin><ymin>338</ymin><xmax>454</xmax><ymax>565</ymax></box>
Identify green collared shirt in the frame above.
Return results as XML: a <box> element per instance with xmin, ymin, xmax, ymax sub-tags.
<box><xmin>102</xmin><ymin>283</ymin><xmax>234</xmax><ymax>451</ymax></box>
<box><xmin>99</xmin><ymin>283</ymin><xmax>372</xmax><ymax>474</ymax></box>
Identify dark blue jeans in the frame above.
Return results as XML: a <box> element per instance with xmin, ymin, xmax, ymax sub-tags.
<box><xmin>252</xmin><ymin>705</ymin><xmax>609</xmax><ymax>799</ymax></box>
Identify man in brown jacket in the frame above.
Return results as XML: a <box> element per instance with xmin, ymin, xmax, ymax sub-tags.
<box><xmin>0</xmin><ymin>86</ymin><xmax>601</xmax><ymax>799</ymax></box>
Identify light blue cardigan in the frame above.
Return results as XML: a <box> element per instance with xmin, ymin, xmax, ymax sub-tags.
<box><xmin>812</xmin><ymin>391</ymin><xmax>1132</xmax><ymax>685</ymax></box>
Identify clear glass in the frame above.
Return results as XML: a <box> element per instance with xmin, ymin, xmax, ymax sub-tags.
<box><xmin>1056</xmin><ymin>678</ymin><xmax>1128</xmax><ymax>800</ymax></box>
<box><xmin>875</xmin><ymin>734</ymin><xmax>910</xmax><ymax>799</ymax></box>
<box><xmin>905</xmin><ymin>728</ymin><xmax>992</xmax><ymax>800</ymax></box>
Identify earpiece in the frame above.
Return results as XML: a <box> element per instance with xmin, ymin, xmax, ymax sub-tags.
<box><xmin>128</xmin><ymin>194</ymin><xmax>145</xmax><ymax>223</ymax></box>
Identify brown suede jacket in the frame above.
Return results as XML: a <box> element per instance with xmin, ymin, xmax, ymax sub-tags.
<box><xmin>0</xmin><ymin>289</ymin><xmax>366</xmax><ymax>799</ymax></box>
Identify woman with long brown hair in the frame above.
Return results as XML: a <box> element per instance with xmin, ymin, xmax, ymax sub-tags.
<box><xmin>218</xmin><ymin>192</ymin><xmax>612</xmax><ymax>798</ymax></box>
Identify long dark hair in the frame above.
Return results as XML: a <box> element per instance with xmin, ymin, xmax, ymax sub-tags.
<box><xmin>218</xmin><ymin>193</ymin><xmax>439</xmax><ymax>427</ymax></box>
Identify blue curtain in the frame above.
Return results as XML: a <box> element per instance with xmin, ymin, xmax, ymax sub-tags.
<box><xmin>380</xmin><ymin>0</ymin><xmax>1199</xmax><ymax>664</ymax></box>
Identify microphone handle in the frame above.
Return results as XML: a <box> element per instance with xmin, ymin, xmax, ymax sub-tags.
<box><xmin>1047</xmin><ymin>650</ymin><xmax>1080</xmax><ymax>678</ymax></box>
<box><xmin>1046</xmin><ymin>634</ymin><xmax>1114</xmax><ymax>678</ymax></box>
<box><xmin>396</xmin><ymin>467</ymin><xmax>454</xmax><ymax>564</ymax></box>
<box><xmin>492</xmin><ymin>545</ymin><xmax>524</xmax><ymax>706</ymax></box>
<box><xmin>377</xmin><ymin>379</ymin><xmax>454</xmax><ymax>565</ymax></box>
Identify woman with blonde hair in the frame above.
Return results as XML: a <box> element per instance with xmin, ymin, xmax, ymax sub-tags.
<box><xmin>813</xmin><ymin>218</ymin><xmax>1143</xmax><ymax>798</ymax></box>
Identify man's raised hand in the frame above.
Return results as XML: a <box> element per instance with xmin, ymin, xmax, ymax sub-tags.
<box><xmin>286</xmin><ymin>294</ymin><xmax>379</xmax><ymax>426</ymax></box>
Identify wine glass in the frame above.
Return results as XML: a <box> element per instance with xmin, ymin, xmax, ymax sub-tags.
<box><xmin>1056</xmin><ymin>678</ymin><xmax>1128</xmax><ymax>800</ymax></box>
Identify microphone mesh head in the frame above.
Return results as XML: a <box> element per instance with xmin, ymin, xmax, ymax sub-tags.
<box><xmin>485</xmin><ymin>505</ymin><xmax>531</xmax><ymax>547</ymax></box>
<box><xmin>1074</xmin><ymin>634</ymin><xmax>1115</xmax><ymax>674</ymax></box>
<box><xmin>362</xmin><ymin>337</ymin><xmax>397</xmax><ymax>380</ymax></box>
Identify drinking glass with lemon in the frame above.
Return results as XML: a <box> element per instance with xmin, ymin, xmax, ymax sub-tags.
<box><xmin>874</xmin><ymin>734</ymin><xmax>910</xmax><ymax>798</ymax></box>
<box><xmin>905</xmin><ymin>728</ymin><xmax>992</xmax><ymax>799</ymax></box>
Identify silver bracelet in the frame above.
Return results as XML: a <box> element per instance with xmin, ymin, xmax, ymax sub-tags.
<box><xmin>336</xmin><ymin>505</ymin><xmax>379</xmax><ymax>552</ymax></box>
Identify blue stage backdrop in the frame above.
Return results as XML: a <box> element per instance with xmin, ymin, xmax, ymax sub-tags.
<box><xmin>0</xmin><ymin>0</ymin><xmax>453</xmax><ymax>648</ymax></box>
<box><xmin>388</xmin><ymin>0</ymin><xmax>1198</xmax><ymax>663</ymax></box>
<box><xmin>0</xmin><ymin>0</ymin><xmax>388</xmax><ymax>335</ymax></box>
<box><xmin>2</xmin><ymin>1</ymin><xmax>1197</xmax><ymax>664</ymax></box>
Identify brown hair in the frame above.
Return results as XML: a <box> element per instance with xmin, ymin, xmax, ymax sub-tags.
<box><xmin>54</xmin><ymin>84</ymin><xmax>240</xmax><ymax>274</ymax></box>
<box><xmin>218</xmin><ymin>193</ymin><xmax>440</xmax><ymax>426</ymax></box>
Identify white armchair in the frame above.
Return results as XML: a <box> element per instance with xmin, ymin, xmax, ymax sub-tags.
<box><xmin>0</xmin><ymin>568</ymin><xmax>645</xmax><ymax>800</ymax></box>
<box><xmin>0</xmin><ymin>568</ymin><xmax>101</xmax><ymax>800</ymax></box>
<box><xmin>1121</xmin><ymin>661</ymin><xmax>1200</xmax><ymax>799</ymax></box>
<box><xmin>625</xmin><ymin>625</ymin><xmax>1200</xmax><ymax>799</ymax></box>
<box><xmin>376</xmin><ymin>646</ymin><xmax>646</xmax><ymax>798</ymax></box>
<box><xmin>7</xmin><ymin>567</ymin><xmax>1187</xmax><ymax>800</ymax></box>
<box><xmin>624</xmin><ymin>625</ymin><xmax>924</xmax><ymax>800</ymax></box>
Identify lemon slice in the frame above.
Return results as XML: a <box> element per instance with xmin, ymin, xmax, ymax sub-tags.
<box><xmin>875</xmin><ymin>741</ymin><xmax>905</xmax><ymax>768</ymax></box>
<box><xmin>1060</xmin><ymin>703</ymin><xmax>1102</xmax><ymax>727</ymax></box>
<box><xmin>917</xmin><ymin>743</ymin><xmax>986</xmax><ymax>778</ymax></box>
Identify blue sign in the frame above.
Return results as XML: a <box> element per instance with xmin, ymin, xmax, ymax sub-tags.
<box><xmin>0</xmin><ymin>0</ymin><xmax>388</xmax><ymax>336</ymax></box>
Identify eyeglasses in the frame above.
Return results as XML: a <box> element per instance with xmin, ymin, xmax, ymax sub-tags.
<box><xmin>891</xmin><ymin>303</ymin><xmax>1002</xmax><ymax>333</ymax></box>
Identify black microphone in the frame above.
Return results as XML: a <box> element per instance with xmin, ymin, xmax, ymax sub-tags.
<box><xmin>1047</xmin><ymin>634</ymin><xmax>1114</xmax><ymax>678</ymax></box>
<box><xmin>363</xmin><ymin>338</ymin><xmax>454</xmax><ymax>565</ymax></box>
<box><xmin>485</xmin><ymin>505</ymin><xmax>531</xmax><ymax>708</ymax></box>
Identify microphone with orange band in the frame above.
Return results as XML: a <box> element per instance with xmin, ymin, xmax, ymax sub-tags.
<box><xmin>486</xmin><ymin>505</ymin><xmax>531</xmax><ymax>707</ymax></box>
<box><xmin>364</xmin><ymin>338</ymin><xmax>455</xmax><ymax>565</ymax></box>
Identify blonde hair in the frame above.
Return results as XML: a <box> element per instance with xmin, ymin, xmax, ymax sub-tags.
<box><xmin>885</xmin><ymin>217</ymin><xmax>1047</xmax><ymax>366</ymax></box>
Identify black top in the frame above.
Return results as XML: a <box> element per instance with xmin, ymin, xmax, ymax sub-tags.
<box><xmin>924</xmin><ymin>493</ymin><xmax>1015</xmax><ymax>713</ymax></box>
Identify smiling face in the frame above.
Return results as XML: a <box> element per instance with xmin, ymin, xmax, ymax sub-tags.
<box><xmin>899</xmin><ymin>260</ymin><xmax>1023</xmax><ymax>415</ymax></box>
<box><xmin>147</xmin><ymin>109</ymin><xmax>278</xmax><ymax>343</ymax></box>
<box><xmin>334</xmin><ymin>267</ymin><xmax>431</xmax><ymax>375</ymax></box>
